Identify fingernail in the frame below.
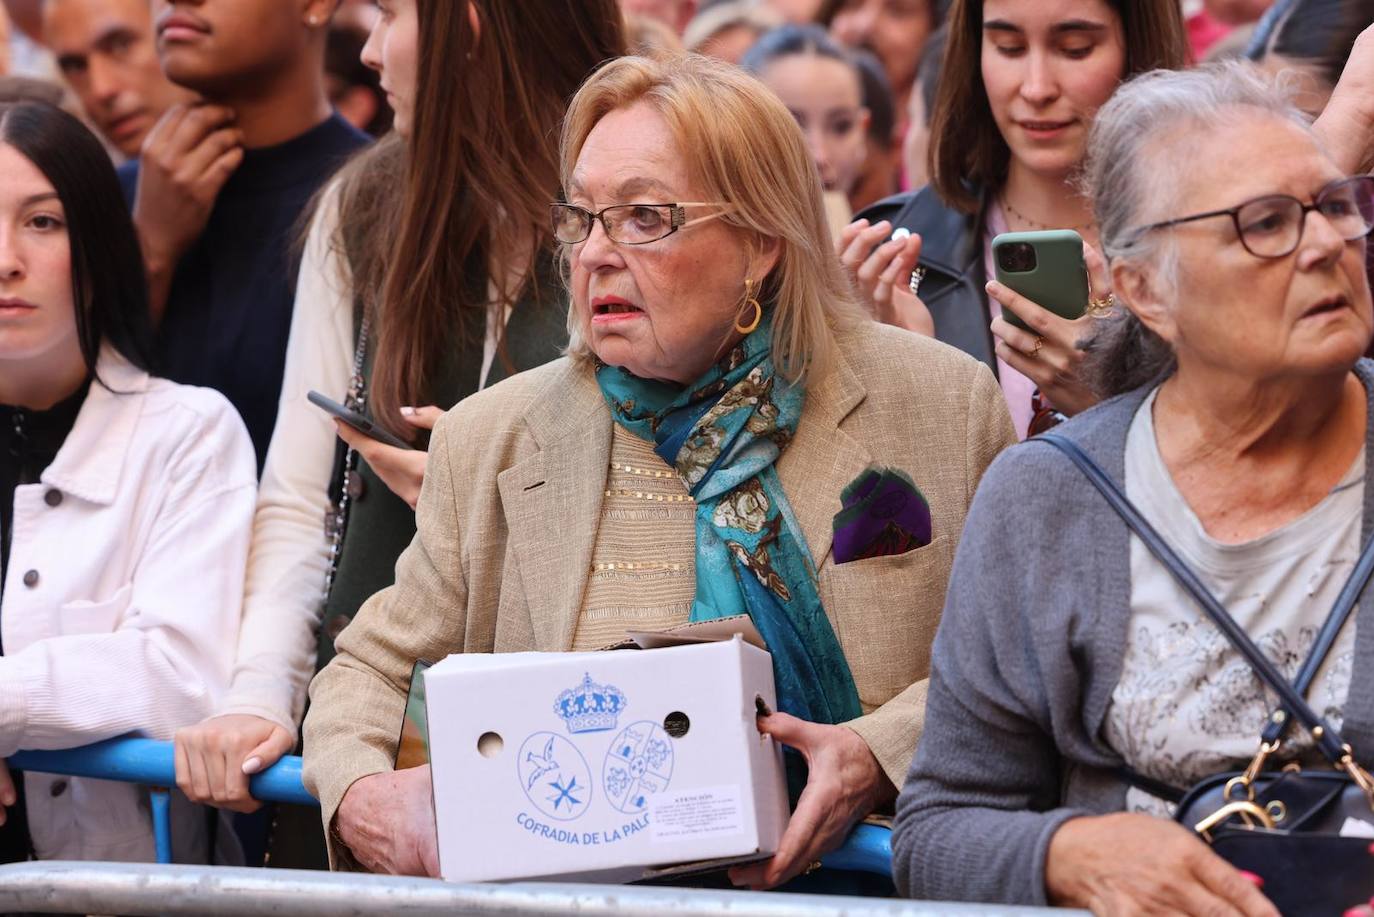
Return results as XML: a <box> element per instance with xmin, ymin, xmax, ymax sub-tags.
<box><xmin>242</xmin><ymin>756</ymin><xmax>263</xmax><ymax>775</ymax></box>
<box><xmin>400</xmin><ymin>406</ymin><xmax>416</xmax><ymax>416</ymax></box>
<box><xmin>1239</xmin><ymin>871</ymin><xmax>1263</xmax><ymax>888</ymax></box>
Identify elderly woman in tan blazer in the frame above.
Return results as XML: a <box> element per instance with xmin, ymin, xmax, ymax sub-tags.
<box><xmin>302</xmin><ymin>52</ymin><xmax>1014</xmax><ymax>887</ymax></box>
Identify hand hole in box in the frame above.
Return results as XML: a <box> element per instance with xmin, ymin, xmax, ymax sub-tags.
<box><xmin>755</xmin><ymin>695</ymin><xmax>773</xmax><ymax>718</ymax></box>
<box><xmin>477</xmin><ymin>731</ymin><xmax>504</xmax><ymax>758</ymax></box>
<box><xmin>663</xmin><ymin>711</ymin><xmax>690</xmax><ymax>738</ymax></box>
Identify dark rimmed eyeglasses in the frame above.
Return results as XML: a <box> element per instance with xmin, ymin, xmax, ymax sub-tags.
<box><xmin>550</xmin><ymin>202</ymin><xmax>732</xmax><ymax>246</ymax></box>
<box><xmin>1133</xmin><ymin>175</ymin><xmax>1374</xmax><ymax>259</ymax></box>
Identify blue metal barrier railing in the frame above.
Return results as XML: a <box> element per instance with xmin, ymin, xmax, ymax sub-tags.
<box><xmin>11</xmin><ymin>737</ymin><xmax>314</xmax><ymax>805</ymax></box>
<box><xmin>820</xmin><ymin>824</ymin><xmax>891</xmax><ymax>876</ymax></box>
<box><xmin>9</xmin><ymin>738</ymin><xmax>891</xmax><ymax>878</ymax></box>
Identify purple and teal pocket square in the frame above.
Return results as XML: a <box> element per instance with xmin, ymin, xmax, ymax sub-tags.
<box><xmin>832</xmin><ymin>465</ymin><xmax>932</xmax><ymax>564</ymax></box>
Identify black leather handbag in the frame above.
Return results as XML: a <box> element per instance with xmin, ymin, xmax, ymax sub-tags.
<box><xmin>1041</xmin><ymin>433</ymin><xmax>1374</xmax><ymax>916</ymax></box>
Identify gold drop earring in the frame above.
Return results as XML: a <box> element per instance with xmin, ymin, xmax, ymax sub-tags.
<box><xmin>735</xmin><ymin>279</ymin><xmax>762</xmax><ymax>334</ymax></box>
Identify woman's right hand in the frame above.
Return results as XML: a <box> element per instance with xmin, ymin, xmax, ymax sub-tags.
<box><xmin>334</xmin><ymin>765</ymin><xmax>439</xmax><ymax>876</ymax></box>
<box><xmin>333</xmin><ymin>406</ymin><xmax>443</xmax><ymax>510</ymax></box>
<box><xmin>174</xmin><ymin>714</ymin><xmax>296</xmax><ymax>814</ymax></box>
<box><xmin>836</xmin><ymin>218</ymin><xmax>935</xmax><ymax>336</ymax></box>
<box><xmin>1045</xmin><ymin>813</ymin><xmax>1278</xmax><ymax>916</ymax></box>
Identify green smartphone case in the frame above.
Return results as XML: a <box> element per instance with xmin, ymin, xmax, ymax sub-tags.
<box><xmin>991</xmin><ymin>229</ymin><xmax>1090</xmax><ymax>332</ymax></box>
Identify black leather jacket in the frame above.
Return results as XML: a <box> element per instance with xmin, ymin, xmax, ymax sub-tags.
<box><xmin>855</xmin><ymin>186</ymin><xmax>999</xmax><ymax>374</ymax></box>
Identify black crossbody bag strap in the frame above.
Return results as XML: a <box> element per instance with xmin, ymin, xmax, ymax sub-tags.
<box><xmin>1262</xmin><ymin>531</ymin><xmax>1374</xmax><ymax>744</ymax></box>
<box><xmin>1037</xmin><ymin>433</ymin><xmax>1365</xmax><ymax>767</ymax></box>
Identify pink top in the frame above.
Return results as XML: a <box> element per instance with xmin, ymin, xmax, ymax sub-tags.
<box><xmin>1186</xmin><ymin>10</ymin><xmax>1231</xmax><ymax>62</ymax></box>
<box><xmin>982</xmin><ymin>200</ymin><xmax>1038</xmax><ymax>440</ymax></box>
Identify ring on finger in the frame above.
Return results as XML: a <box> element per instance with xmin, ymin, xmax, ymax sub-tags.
<box><xmin>909</xmin><ymin>266</ymin><xmax>926</xmax><ymax>297</ymax></box>
<box><xmin>803</xmin><ymin>860</ymin><xmax>823</xmax><ymax>876</ymax></box>
<box><xmin>1029</xmin><ymin>336</ymin><xmax>1045</xmax><ymax>358</ymax></box>
<box><xmin>1087</xmin><ymin>292</ymin><xmax>1116</xmax><ymax>318</ymax></box>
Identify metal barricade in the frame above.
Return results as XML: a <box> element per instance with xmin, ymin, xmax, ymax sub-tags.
<box><xmin>0</xmin><ymin>861</ymin><xmax>1080</xmax><ymax>916</ymax></box>
<box><xmin>11</xmin><ymin>737</ymin><xmax>312</xmax><ymax>864</ymax></box>
<box><xmin>9</xmin><ymin>738</ymin><xmax>890</xmax><ymax>873</ymax></box>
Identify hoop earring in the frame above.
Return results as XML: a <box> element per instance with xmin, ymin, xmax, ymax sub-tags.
<box><xmin>735</xmin><ymin>279</ymin><xmax>763</xmax><ymax>335</ymax></box>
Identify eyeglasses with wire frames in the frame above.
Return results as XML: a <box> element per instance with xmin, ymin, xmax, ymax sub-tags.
<box><xmin>550</xmin><ymin>202</ymin><xmax>733</xmax><ymax>246</ymax></box>
<box><xmin>1133</xmin><ymin>174</ymin><xmax>1374</xmax><ymax>259</ymax></box>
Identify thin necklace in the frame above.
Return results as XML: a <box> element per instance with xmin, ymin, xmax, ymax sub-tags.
<box><xmin>1001</xmin><ymin>195</ymin><xmax>1097</xmax><ymax>233</ymax></box>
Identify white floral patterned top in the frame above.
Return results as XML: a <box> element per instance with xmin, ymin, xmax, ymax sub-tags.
<box><xmin>1106</xmin><ymin>388</ymin><xmax>1363</xmax><ymax>816</ymax></box>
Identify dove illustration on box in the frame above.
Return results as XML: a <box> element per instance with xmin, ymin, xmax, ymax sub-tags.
<box><xmin>423</xmin><ymin>618</ymin><xmax>789</xmax><ymax>884</ymax></box>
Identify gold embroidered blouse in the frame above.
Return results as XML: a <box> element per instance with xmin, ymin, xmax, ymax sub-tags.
<box><xmin>570</xmin><ymin>424</ymin><xmax>697</xmax><ymax>650</ymax></box>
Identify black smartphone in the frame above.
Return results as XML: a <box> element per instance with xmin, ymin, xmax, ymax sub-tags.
<box><xmin>307</xmin><ymin>390</ymin><xmax>414</xmax><ymax>450</ymax></box>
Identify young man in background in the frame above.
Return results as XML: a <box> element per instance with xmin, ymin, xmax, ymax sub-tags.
<box><xmin>121</xmin><ymin>0</ymin><xmax>369</xmax><ymax>468</ymax></box>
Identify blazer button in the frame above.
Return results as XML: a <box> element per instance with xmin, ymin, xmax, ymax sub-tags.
<box><xmin>325</xmin><ymin>614</ymin><xmax>352</xmax><ymax>642</ymax></box>
<box><xmin>22</xmin><ymin>570</ymin><xmax>39</xmax><ymax>588</ymax></box>
<box><xmin>44</xmin><ymin>489</ymin><xmax>63</xmax><ymax>507</ymax></box>
<box><xmin>50</xmin><ymin>779</ymin><xmax>68</xmax><ymax>797</ymax></box>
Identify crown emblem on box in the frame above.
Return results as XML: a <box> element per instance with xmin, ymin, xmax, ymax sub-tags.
<box><xmin>554</xmin><ymin>673</ymin><xmax>626</xmax><ymax>734</ymax></box>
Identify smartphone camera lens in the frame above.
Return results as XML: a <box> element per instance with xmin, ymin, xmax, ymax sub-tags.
<box><xmin>997</xmin><ymin>242</ymin><xmax>1038</xmax><ymax>273</ymax></box>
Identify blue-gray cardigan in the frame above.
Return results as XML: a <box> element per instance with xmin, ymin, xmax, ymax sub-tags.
<box><xmin>893</xmin><ymin>360</ymin><xmax>1374</xmax><ymax>906</ymax></box>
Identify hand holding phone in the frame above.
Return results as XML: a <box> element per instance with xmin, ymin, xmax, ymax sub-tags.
<box><xmin>992</xmin><ymin>230</ymin><xmax>1090</xmax><ymax>332</ymax></box>
<box><xmin>308</xmin><ymin>390</ymin><xmax>414</xmax><ymax>450</ymax></box>
<box><xmin>987</xmin><ymin>232</ymin><xmax>1111</xmax><ymax>420</ymax></box>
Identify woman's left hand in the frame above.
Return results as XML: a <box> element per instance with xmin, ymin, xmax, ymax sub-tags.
<box><xmin>987</xmin><ymin>241</ymin><xmax>1111</xmax><ymax>418</ymax></box>
<box><xmin>836</xmin><ymin>219</ymin><xmax>936</xmax><ymax>336</ymax></box>
<box><xmin>1313</xmin><ymin>21</ymin><xmax>1374</xmax><ymax>173</ymax></box>
<box><xmin>332</xmin><ymin>406</ymin><xmax>443</xmax><ymax>510</ymax></box>
<box><xmin>728</xmin><ymin>712</ymin><xmax>894</xmax><ymax>890</ymax></box>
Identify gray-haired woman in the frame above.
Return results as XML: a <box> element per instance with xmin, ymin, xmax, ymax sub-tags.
<box><xmin>893</xmin><ymin>62</ymin><xmax>1374</xmax><ymax>915</ymax></box>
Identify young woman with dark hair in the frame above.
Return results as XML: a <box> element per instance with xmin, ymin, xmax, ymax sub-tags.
<box><xmin>171</xmin><ymin>0</ymin><xmax>627</xmax><ymax>857</ymax></box>
<box><xmin>819</xmin><ymin>0</ymin><xmax>939</xmax><ymax>125</ymax></box>
<box><xmin>838</xmin><ymin>0</ymin><xmax>1189</xmax><ymax>439</ymax></box>
<box><xmin>0</xmin><ymin>101</ymin><xmax>255</xmax><ymax>864</ymax></box>
<box><xmin>1246</xmin><ymin>0</ymin><xmax>1374</xmax><ymax>114</ymax></box>
<box><xmin>742</xmin><ymin>24</ymin><xmax>871</xmax><ymax>214</ymax></box>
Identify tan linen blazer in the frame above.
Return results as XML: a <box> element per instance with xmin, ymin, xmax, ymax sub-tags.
<box><xmin>302</xmin><ymin>320</ymin><xmax>1014</xmax><ymax>864</ymax></box>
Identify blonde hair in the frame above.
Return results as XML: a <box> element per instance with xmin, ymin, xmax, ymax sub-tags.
<box><xmin>559</xmin><ymin>53</ymin><xmax>862</xmax><ymax>383</ymax></box>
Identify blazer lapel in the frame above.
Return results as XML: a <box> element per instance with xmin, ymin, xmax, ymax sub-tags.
<box><xmin>497</xmin><ymin>364</ymin><xmax>612</xmax><ymax>652</ymax></box>
<box><xmin>778</xmin><ymin>340</ymin><xmax>871</xmax><ymax>570</ymax></box>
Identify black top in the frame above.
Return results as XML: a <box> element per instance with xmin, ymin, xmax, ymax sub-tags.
<box><xmin>0</xmin><ymin>377</ymin><xmax>88</xmax><ymax>866</ymax></box>
<box><xmin>0</xmin><ymin>379</ymin><xmax>89</xmax><ymax>610</ymax></box>
<box><xmin>119</xmin><ymin>114</ymin><xmax>370</xmax><ymax>470</ymax></box>
<box><xmin>855</xmin><ymin>186</ymin><xmax>999</xmax><ymax>374</ymax></box>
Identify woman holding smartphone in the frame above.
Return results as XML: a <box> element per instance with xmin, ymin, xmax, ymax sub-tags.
<box><xmin>0</xmin><ymin>101</ymin><xmax>255</xmax><ymax>863</ymax></box>
<box><xmin>840</xmin><ymin>0</ymin><xmax>1188</xmax><ymax>438</ymax></box>
<box><xmin>170</xmin><ymin>0</ymin><xmax>626</xmax><ymax>861</ymax></box>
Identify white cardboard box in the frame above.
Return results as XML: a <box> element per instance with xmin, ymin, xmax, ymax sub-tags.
<box><xmin>424</xmin><ymin>622</ymin><xmax>790</xmax><ymax>884</ymax></box>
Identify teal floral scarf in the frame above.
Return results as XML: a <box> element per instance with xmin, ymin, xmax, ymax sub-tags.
<box><xmin>596</xmin><ymin>315</ymin><xmax>862</xmax><ymax>727</ymax></box>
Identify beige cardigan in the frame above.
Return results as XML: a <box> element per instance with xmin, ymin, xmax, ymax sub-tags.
<box><xmin>302</xmin><ymin>320</ymin><xmax>1015</xmax><ymax>864</ymax></box>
